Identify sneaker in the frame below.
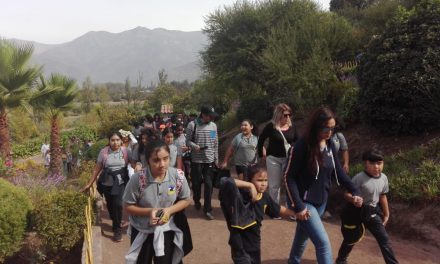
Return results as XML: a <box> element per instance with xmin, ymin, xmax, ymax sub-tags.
<box><xmin>205</xmin><ymin>212</ymin><xmax>215</xmax><ymax>220</ymax></box>
<box><xmin>289</xmin><ymin>216</ymin><xmax>296</xmax><ymax>221</ymax></box>
<box><xmin>272</xmin><ymin>217</ymin><xmax>282</xmax><ymax>220</ymax></box>
<box><xmin>113</xmin><ymin>229</ymin><xmax>123</xmax><ymax>242</ymax></box>
<box><xmin>194</xmin><ymin>201</ymin><xmax>201</xmax><ymax>210</ymax></box>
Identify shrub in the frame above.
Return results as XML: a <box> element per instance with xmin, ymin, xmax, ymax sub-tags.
<box><xmin>335</xmin><ymin>83</ymin><xmax>360</xmax><ymax>124</ymax></box>
<box><xmin>12</xmin><ymin>137</ymin><xmax>43</xmax><ymax>159</ymax></box>
<box><xmin>237</xmin><ymin>96</ymin><xmax>273</xmax><ymax>125</ymax></box>
<box><xmin>357</xmin><ymin>0</ymin><xmax>440</xmax><ymax>134</ymax></box>
<box><xmin>351</xmin><ymin>138</ymin><xmax>440</xmax><ymax>202</ymax></box>
<box><xmin>0</xmin><ymin>179</ymin><xmax>32</xmax><ymax>262</ymax></box>
<box><xmin>217</xmin><ymin>111</ymin><xmax>239</xmax><ymax>133</ymax></box>
<box><xmin>32</xmin><ymin>190</ymin><xmax>87</xmax><ymax>251</ymax></box>
<box><xmin>84</xmin><ymin>138</ymin><xmax>108</xmax><ymax>161</ymax></box>
<box><xmin>95</xmin><ymin>105</ymin><xmax>136</xmax><ymax>138</ymax></box>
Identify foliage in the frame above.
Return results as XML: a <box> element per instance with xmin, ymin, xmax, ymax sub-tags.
<box><xmin>217</xmin><ymin>111</ymin><xmax>239</xmax><ymax>133</ymax></box>
<box><xmin>357</xmin><ymin>0</ymin><xmax>440</xmax><ymax>134</ymax></box>
<box><xmin>12</xmin><ymin>137</ymin><xmax>44</xmax><ymax>159</ymax></box>
<box><xmin>75</xmin><ymin>160</ymin><xmax>96</xmax><ymax>188</ymax></box>
<box><xmin>202</xmin><ymin>0</ymin><xmax>358</xmax><ymax>111</ymax></box>
<box><xmin>335</xmin><ymin>82</ymin><xmax>360</xmax><ymax>124</ymax></box>
<box><xmin>0</xmin><ymin>179</ymin><xmax>32</xmax><ymax>262</ymax></box>
<box><xmin>84</xmin><ymin>138</ymin><xmax>108</xmax><ymax>161</ymax></box>
<box><xmin>8</xmin><ymin>108</ymin><xmax>40</xmax><ymax>143</ymax></box>
<box><xmin>352</xmin><ymin>139</ymin><xmax>440</xmax><ymax>202</ymax></box>
<box><xmin>236</xmin><ymin>96</ymin><xmax>273</xmax><ymax>124</ymax></box>
<box><xmin>0</xmin><ymin>39</ymin><xmax>43</xmax><ymax>158</ymax></box>
<box><xmin>60</xmin><ymin>126</ymin><xmax>97</xmax><ymax>148</ymax></box>
<box><xmin>95</xmin><ymin>104</ymin><xmax>137</xmax><ymax>138</ymax></box>
<box><xmin>32</xmin><ymin>190</ymin><xmax>87</xmax><ymax>252</ymax></box>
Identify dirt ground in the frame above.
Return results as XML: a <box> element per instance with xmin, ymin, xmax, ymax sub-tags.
<box><xmin>100</xmin><ymin>189</ymin><xmax>439</xmax><ymax>264</ymax></box>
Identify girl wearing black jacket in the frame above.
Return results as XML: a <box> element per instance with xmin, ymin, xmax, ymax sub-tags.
<box><xmin>284</xmin><ymin>107</ymin><xmax>362</xmax><ymax>264</ymax></box>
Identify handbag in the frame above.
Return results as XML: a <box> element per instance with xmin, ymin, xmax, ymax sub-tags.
<box><xmin>277</xmin><ymin>127</ymin><xmax>291</xmax><ymax>155</ymax></box>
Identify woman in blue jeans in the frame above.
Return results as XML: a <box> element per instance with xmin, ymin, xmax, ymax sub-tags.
<box><xmin>284</xmin><ymin>107</ymin><xmax>362</xmax><ymax>264</ymax></box>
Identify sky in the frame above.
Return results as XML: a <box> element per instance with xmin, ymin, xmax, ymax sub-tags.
<box><xmin>0</xmin><ymin>0</ymin><xmax>330</xmax><ymax>44</ymax></box>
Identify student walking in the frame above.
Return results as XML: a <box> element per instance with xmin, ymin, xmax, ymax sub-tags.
<box><xmin>162</xmin><ymin>127</ymin><xmax>178</xmax><ymax>168</ymax></box>
<box><xmin>123</xmin><ymin>140</ymin><xmax>191</xmax><ymax>264</ymax></box>
<box><xmin>284</xmin><ymin>107</ymin><xmax>362</xmax><ymax>264</ymax></box>
<box><xmin>186</xmin><ymin>105</ymin><xmax>219</xmax><ymax>220</ymax></box>
<box><xmin>82</xmin><ymin>131</ymin><xmax>130</xmax><ymax>242</ymax></box>
<box><xmin>335</xmin><ymin>149</ymin><xmax>399</xmax><ymax>264</ymax></box>
<box><xmin>221</xmin><ymin>119</ymin><xmax>258</xmax><ymax>180</ymax></box>
<box><xmin>220</xmin><ymin>161</ymin><xmax>296</xmax><ymax>264</ymax></box>
<box><xmin>257</xmin><ymin>103</ymin><xmax>298</xmax><ymax>205</ymax></box>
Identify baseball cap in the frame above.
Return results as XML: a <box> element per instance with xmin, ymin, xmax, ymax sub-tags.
<box><xmin>200</xmin><ymin>105</ymin><xmax>219</xmax><ymax>118</ymax></box>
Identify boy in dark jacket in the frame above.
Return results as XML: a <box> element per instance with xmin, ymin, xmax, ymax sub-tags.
<box><xmin>220</xmin><ymin>162</ymin><xmax>295</xmax><ymax>264</ymax></box>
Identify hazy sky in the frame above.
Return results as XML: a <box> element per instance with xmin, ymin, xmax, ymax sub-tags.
<box><xmin>0</xmin><ymin>0</ymin><xmax>330</xmax><ymax>44</ymax></box>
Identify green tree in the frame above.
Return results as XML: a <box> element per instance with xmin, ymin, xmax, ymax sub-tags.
<box><xmin>124</xmin><ymin>77</ymin><xmax>132</xmax><ymax>106</ymax></box>
<box><xmin>202</xmin><ymin>0</ymin><xmax>358</xmax><ymax>110</ymax></box>
<box><xmin>32</xmin><ymin>74</ymin><xmax>79</xmax><ymax>175</ymax></box>
<box><xmin>0</xmin><ymin>40</ymin><xmax>42</xmax><ymax>159</ymax></box>
<box><xmin>358</xmin><ymin>0</ymin><xmax>440</xmax><ymax>134</ymax></box>
<box><xmin>80</xmin><ymin>76</ymin><xmax>94</xmax><ymax>113</ymax></box>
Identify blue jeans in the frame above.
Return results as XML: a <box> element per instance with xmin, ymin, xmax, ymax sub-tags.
<box><xmin>288</xmin><ymin>202</ymin><xmax>332</xmax><ymax>264</ymax></box>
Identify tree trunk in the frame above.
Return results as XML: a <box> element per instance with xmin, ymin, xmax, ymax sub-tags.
<box><xmin>49</xmin><ymin>115</ymin><xmax>62</xmax><ymax>175</ymax></box>
<box><xmin>0</xmin><ymin>108</ymin><xmax>12</xmax><ymax>161</ymax></box>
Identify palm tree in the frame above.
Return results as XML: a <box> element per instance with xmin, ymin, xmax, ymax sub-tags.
<box><xmin>32</xmin><ymin>74</ymin><xmax>79</xmax><ymax>175</ymax></box>
<box><xmin>0</xmin><ymin>40</ymin><xmax>42</xmax><ymax>160</ymax></box>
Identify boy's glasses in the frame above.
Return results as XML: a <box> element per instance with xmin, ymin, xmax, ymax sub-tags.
<box><xmin>283</xmin><ymin>113</ymin><xmax>292</xmax><ymax>118</ymax></box>
<box><xmin>321</xmin><ymin>126</ymin><xmax>335</xmax><ymax>133</ymax></box>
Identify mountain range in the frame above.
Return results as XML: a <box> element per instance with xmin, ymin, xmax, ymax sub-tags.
<box><xmin>9</xmin><ymin>27</ymin><xmax>208</xmax><ymax>84</ymax></box>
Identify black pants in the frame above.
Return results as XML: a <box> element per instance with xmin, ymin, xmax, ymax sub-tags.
<box><xmin>229</xmin><ymin>226</ymin><xmax>261</xmax><ymax>264</ymax></box>
<box><xmin>130</xmin><ymin>227</ymin><xmax>182</xmax><ymax>264</ymax></box>
<box><xmin>336</xmin><ymin>214</ymin><xmax>399</xmax><ymax>264</ymax></box>
<box><xmin>190</xmin><ymin>162</ymin><xmax>214</xmax><ymax>213</ymax></box>
<box><xmin>102</xmin><ymin>185</ymin><xmax>123</xmax><ymax>232</ymax></box>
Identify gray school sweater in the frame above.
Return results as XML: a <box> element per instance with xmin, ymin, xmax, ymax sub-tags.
<box><xmin>186</xmin><ymin>118</ymin><xmax>218</xmax><ymax>164</ymax></box>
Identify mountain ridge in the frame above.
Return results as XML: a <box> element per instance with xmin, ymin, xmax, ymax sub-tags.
<box><xmin>8</xmin><ymin>27</ymin><xmax>207</xmax><ymax>84</ymax></box>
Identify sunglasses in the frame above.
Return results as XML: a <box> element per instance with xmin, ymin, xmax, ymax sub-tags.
<box><xmin>321</xmin><ymin>126</ymin><xmax>335</xmax><ymax>133</ymax></box>
<box><xmin>283</xmin><ymin>113</ymin><xmax>292</xmax><ymax>118</ymax></box>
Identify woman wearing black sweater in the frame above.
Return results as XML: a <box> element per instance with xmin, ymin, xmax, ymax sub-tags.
<box><xmin>284</xmin><ymin>107</ymin><xmax>362</xmax><ymax>264</ymax></box>
<box><xmin>257</xmin><ymin>103</ymin><xmax>298</xmax><ymax>205</ymax></box>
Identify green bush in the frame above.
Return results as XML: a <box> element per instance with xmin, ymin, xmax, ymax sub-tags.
<box><xmin>0</xmin><ymin>179</ymin><xmax>32</xmax><ymax>262</ymax></box>
<box><xmin>12</xmin><ymin>137</ymin><xmax>43</xmax><ymax>159</ymax></box>
<box><xmin>237</xmin><ymin>96</ymin><xmax>273</xmax><ymax>125</ymax></box>
<box><xmin>351</xmin><ymin>138</ymin><xmax>440</xmax><ymax>202</ymax></box>
<box><xmin>335</xmin><ymin>83</ymin><xmax>360</xmax><ymax>124</ymax></box>
<box><xmin>357</xmin><ymin>0</ymin><xmax>440</xmax><ymax>134</ymax></box>
<box><xmin>32</xmin><ymin>190</ymin><xmax>87</xmax><ymax>251</ymax></box>
<box><xmin>96</xmin><ymin>105</ymin><xmax>136</xmax><ymax>138</ymax></box>
<box><xmin>217</xmin><ymin>111</ymin><xmax>239</xmax><ymax>133</ymax></box>
<box><xmin>60</xmin><ymin>126</ymin><xmax>97</xmax><ymax>148</ymax></box>
<box><xmin>84</xmin><ymin>138</ymin><xmax>108</xmax><ymax>161</ymax></box>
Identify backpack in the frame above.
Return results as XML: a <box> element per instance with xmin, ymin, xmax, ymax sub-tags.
<box><xmin>136</xmin><ymin>167</ymin><xmax>193</xmax><ymax>256</ymax></box>
<box><xmin>137</xmin><ymin>167</ymin><xmax>185</xmax><ymax>199</ymax></box>
<box><xmin>100</xmin><ymin>146</ymin><xmax>130</xmax><ymax>184</ymax></box>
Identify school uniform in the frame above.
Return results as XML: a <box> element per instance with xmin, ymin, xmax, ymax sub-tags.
<box><xmin>336</xmin><ymin>171</ymin><xmax>399</xmax><ymax>264</ymax></box>
<box><xmin>220</xmin><ymin>178</ymin><xmax>280</xmax><ymax>264</ymax></box>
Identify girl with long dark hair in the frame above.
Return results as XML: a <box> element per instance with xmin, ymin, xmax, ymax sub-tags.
<box><xmin>284</xmin><ymin>107</ymin><xmax>362</xmax><ymax>264</ymax></box>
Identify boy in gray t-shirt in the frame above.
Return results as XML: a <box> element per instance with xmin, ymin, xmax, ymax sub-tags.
<box><xmin>336</xmin><ymin>149</ymin><xmax>399</xmax><ymax>264</ymax></box>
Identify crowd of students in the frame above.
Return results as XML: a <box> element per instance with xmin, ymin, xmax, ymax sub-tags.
<box><xmin>82</xmin><ymin>104</ymin><xmax>399</xmax><ymax>264</ymax></box>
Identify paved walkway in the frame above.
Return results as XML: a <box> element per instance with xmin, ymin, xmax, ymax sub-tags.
<box><xmin>98</xmin><ymin>190</ymin><xmax>439</xmax><ymax>264</ymax></box>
